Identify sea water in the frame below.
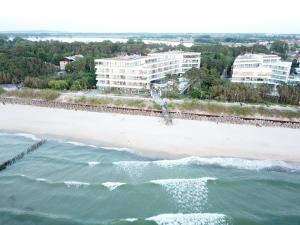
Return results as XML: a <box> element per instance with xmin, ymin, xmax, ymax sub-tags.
<box><xmin>0</xmin><ymin>132</ymin><xmax>300</xmax><ymax>225</ymax></box>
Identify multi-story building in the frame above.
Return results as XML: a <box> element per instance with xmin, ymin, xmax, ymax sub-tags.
<box><xmin>95</xmin><ymin>51</ymin><xmax>201</xmax><ymax>90</ymax></box>
<box><xmin>231</xmin><ymin>54</ymin><xmax>292</xmax><ymax>85</ymax></box>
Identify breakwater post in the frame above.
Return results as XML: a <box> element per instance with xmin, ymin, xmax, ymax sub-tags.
<box><xmin>0</xmin><ymin>139</ymin><xmax>47</xmax><ymax>172</ymax></box>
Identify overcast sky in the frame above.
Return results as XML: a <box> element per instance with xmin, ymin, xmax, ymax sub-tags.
<box><xmin>1</xmin><ymin>0</ymin><xmax>299</xmax><ymax>33</ymax></box>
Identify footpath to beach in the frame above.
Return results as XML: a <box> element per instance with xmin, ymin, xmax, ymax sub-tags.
<box><xmin>1</xmin><ymin>101</ymin><xmax>300</xmax><ymax>162</ymax></box>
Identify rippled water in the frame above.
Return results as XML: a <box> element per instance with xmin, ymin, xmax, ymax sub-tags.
<box><xmin>0</xmin><ymin>132</ymin><xmax>300</xmax><ymax>225</ymax></box>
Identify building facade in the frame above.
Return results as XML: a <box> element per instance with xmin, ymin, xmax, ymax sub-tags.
<box><xmin>231</xmin><ymin>54</ymin><xmax>292</xmax><ymax>85</ymax></box>
<box><xmin>95</xmin><ymin>51</ymin><xmax>201</xmax><ymax>90</ymax></box>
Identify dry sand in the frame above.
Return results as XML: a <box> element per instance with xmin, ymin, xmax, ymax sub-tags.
<box><xmin>1</xmin><ymin>104</ymin><xmax>300</xmax><ymax>161</ymax></box>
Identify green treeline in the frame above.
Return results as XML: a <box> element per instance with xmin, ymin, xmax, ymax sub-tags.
<box><xmin>0</xmin><ymin>35</ymin><xmax>299</xmax><ymax>105</ymax></box>
<box><xmin>186</xmin><ymin>68</ymin><xmax>300</xmax><ymax>105</ymax></box>
<box><xmin>0</xmin><ymin>37</ymin><xmax>176</xmax><ymax>88</ymax></box>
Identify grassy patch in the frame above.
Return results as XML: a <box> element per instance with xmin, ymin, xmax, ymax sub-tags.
<box><xmin>175</xmin><ymin>100</ymin><xmax>300</xmax><ymax>119</ymax></box>
<box><xmin>0</xmin><ymin>87</ymin><xmax>6</xmax><ymax>95</ymax></box>
<box><xmin>3</xmin><ymin>89</ymin><xmax>60</xmax><ymax>101</ymax></box>
<box><xmin>73</xmin><ymin>97</ymin><xmax>147</xmax><ymax>108</ymax></box>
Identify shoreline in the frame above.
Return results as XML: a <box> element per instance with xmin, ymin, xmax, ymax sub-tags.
<box><xmin>1</xmin><ymin>103</ymin><xmax>300</xmax><ymax>162</ymax></box>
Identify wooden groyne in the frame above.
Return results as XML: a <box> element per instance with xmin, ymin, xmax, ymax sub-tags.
<box><xmin>0</xmin><ymin>139</ymin><xmax>47</xmax><ymax>172</ymax></box>
<box><xmin>1</xmin><ymin>97</ymin><xmax>300</xmax><ymax>129</ymax></box>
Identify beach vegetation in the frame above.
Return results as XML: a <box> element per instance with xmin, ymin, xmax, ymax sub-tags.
<box><xmin>23</xmin><ymin>77</ymin><xmax>49</xmax><ymax>89</ymax></box>
<box><xmin>176</xmin><ymin>100</ymin><xmax>300</xmax><ymax>119</ymax></box>
<box><xmin>48</xmin><ymin>80</ymin><xmax>69</xmax><ymax>90</ymax></box>
<box><xmin>3</xmin><ymin>89</ymin><xmax>60</xmax><ymax>101</ymax></box>
<box><xmin>73</xmin><ymin>97</ymin><xmax>147</xmax><ymax>108</ymax></box>
<box><xmin>0</xmin><ymin>87</ymin><xmax>6</xmax><ymax>95</ymax></box>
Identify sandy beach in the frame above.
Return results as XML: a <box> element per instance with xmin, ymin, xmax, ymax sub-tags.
<box><xmin>1</xmin><ymin>103</ymin><xmax>300</xmax><ymax>162</ymax></box>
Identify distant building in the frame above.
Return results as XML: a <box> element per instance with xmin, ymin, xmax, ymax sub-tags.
<box><xmin>59</xmin><ymin>55</ymin><xmax>83</xmax><ymax>71</ymax></box>
<box><xmin>95</xmin><ymin>51</ymin><xmax>201</xmax><ymax>90</ymax></box>
<box><xmin>231</xmin><ymin>54</ymin><xmax>293</xmax><ymax>85</ymax></box>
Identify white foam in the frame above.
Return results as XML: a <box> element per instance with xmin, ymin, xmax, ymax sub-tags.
<box><xmin>101</xmin><ymin>145</ymin><xmax>134</xmax><ymax>153</ymax></box>
<box><xmin>146</xmin><ymin>213</ymin><xmax>228</xmax><ymax>225</ymax></box>
<box><xmin>65</xmin><ymin>141</ymin><xmax>97</xmax><ymax>148</ymax></box>
<box><xmin>102</xmin><ymin>182</ymin><xmax>126</xmax><ymax>191</ymax></box>
<box><xmin>150</xmin><ymin>178</ymin><xmax>216</xmax><ymax>211</ymax></box>
<box><xmin>150</xmin><ymin>177</ymin><xmax>217</xmax><ymax>185</ymax></box>
<box><xmin>64</xmin><ymin>181</ymin><xmax>90</xmax><ymax>188</ymax></box>
<box><xmin>113</xmin><ymin>161</ymin><xmax>150</xmax><ymax>177</ymax></box>
<box><xmin>36</xmin><ymin>178</ymin><xmax>47</xmax><ymax>182</ymax></box>
<box><xmin>153</xmin><ymin>157</ymin><xmax>300</xmax><ymax>172</ymax></box>
<box><xmin>87</xmin><ymin>161</ymin><xmax>101</xmax><ymax>167</ymax></box>
<box><xmin>0</xmin><ymin>132</ymin><xmax>40</xmax><ymax>141</ymax></box>
<box><xmin>123</xmin><ymin>218</ymin><xmax>138</xmax><ymax>222</ymax></box>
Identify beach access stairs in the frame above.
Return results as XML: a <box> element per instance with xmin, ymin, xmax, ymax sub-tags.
<box><xmin>150</xmin><ymin>85</ymin><xmax>172</xmax><ymax>125</ymax></box>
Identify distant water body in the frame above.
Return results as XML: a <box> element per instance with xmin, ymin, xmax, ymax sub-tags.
<box><xmin>0</xmin><ymin>132</ymin><xmax>300</xmax><ymax>225</ymax></box>
<box><xmin>24</xmin><ymin>36</ymin><xmax>194</xmax><ymax>47</ymax></box>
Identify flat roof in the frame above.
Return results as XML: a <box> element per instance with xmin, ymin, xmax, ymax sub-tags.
<box><xmin>95</xmin><ymin>51</ymin><xmax>201</xmax><ymax>62</ymax></box>
<box><xmin>95</xmin><ymin>55</ymin><xmax>149</xmax><ymax>62</ymax></box>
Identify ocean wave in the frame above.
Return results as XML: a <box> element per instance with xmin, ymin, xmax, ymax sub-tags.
<box><xmin>101</xmin><ymin>146</ymin><xmax>134</xmax><ymax>153</ymax></box>
<box><xmin>64</xmin><ymin>181</ymin><xmax>90</xmax><ymax>188</ymax></box>
<box><xmin>87</xmin><ymin>161</ymin><xmax>101</xmax><ymax>167</ymax></box>
<box><xmin>0</xmin><ymin>174</ymin><xmax>91</xmax><ymax>188</ymax></box>
<box><xmin>150</xmin><ymin>177</ymin><xmax>217</xmax><ymax>184</ymax></box>
<box><xmin>0</xmin><ymin>174</ymin><xmax>55</xmax><ymax>186</ymax></box>
<box><xmin>51</xmin><ymin>139</ymin><xmax>135</xmax><ymax>154</ymax></box>
<box><xmin>153</xmin><ymin>157</ymin><xmax>300</xmax><ymax>172</ymax></box>
<box><xmin>31</xmin><ymin>155</ymin><xmax>89</xmax><ymax>166</ymax></box>
<box><xmin>150</xmin><ymin>178</ymin><xmax>217</xmax><ymax>211</ymax></box>
<box><xmin>0</xmin><ymin>132</ymin><xmax>41</xmax><ymax>141</ymax></box>
<box><xmin>0</xmin><ymin>174</ymin><xmax>128</xmax><ymax>190</ymax></box>
<box><xmin>146</xmin><ymin>213</ymin><xmax>228</xmax><ymax>225</ymax></box>
<box><xmin>102</xmin><ymin>182</ymin><xmax>126</xmax><ymax>191</ymax></box>
<box><xmin>36</xmin><ymin>178</ymin><xmax>47</xmax><ymax>182</ymax></box>
<box><xmin>64</xmin><ymin>141</ymin><xmax>97</xmax><ymax>148</ymax></box>
<box><xmin>122</xmin><ymin>218</ymin><xmax>138</xmax><ymax>222</ymax></box>
<box><xmin>113</xmin><ymin>157</ymin><xmax>300</xmax><ymax>173</ymax></box>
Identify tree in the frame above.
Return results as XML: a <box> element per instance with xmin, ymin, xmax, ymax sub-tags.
<box><xmin>65</xmin><ymin>63</ymin><xmax>74</xmax><ymax>73</ymax></box>
<box><xmin>36</xmin><ymin>48</ymin><xmax>47</xmax><ymax>61</ymax></box>
<box><xmin>277</xmin><ymin>84</ymin><xmax>300</xmax><ymax>105</ymax></box>
<box><xmin>291</xmin><ymin>59</ymin><xmax>299</xmax><ymax>68</ymax></box>
<box><xmin>270</xmin><ymin>40</ymin><xmax>289</xmax><ymax>58</ymax></box>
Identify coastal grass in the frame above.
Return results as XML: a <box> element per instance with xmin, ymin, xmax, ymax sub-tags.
<box><xmin>4</xmin><ymin>88</ymin><xmax>298</xmax><ymax>120</ymax></box>
<box><xmin>73</xmin><ymin>96</ymin><xmax>147</xmax><ymax>108</ymax></box>
<box><xmin>70</xmin><ymin>97</ymin><xmax>300</xmax><ymax>119</ymax></box>
<box><xmin>175</xmin><ymin>100</ymin><xmax>300</xmax><ymax>119</ymax></box>
<box><xmin>0</xmin><ymin>87</ymin><xmax>6</xmax><ymax>95</ymax></box>
<box><xmin>3</xmin><ymin>89</ymin><xmax>60</xmax><ymax>101</ymax></box>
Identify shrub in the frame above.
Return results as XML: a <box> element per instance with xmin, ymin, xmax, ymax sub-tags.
<box><xmin>48</xmin><ymin>80</ymin><xmax>69</xmax><ymax>90</ymax></box>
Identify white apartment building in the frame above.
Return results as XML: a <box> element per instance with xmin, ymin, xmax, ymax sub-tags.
<box><xmin>95</xmin><ymin>51</ymin><xmax>201</xmax><ymax>90</ymax></box>
<box><xmin>232</xmin><ymin>54</ymin><xmax>292</xmax><ymax>85</ymax></box>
